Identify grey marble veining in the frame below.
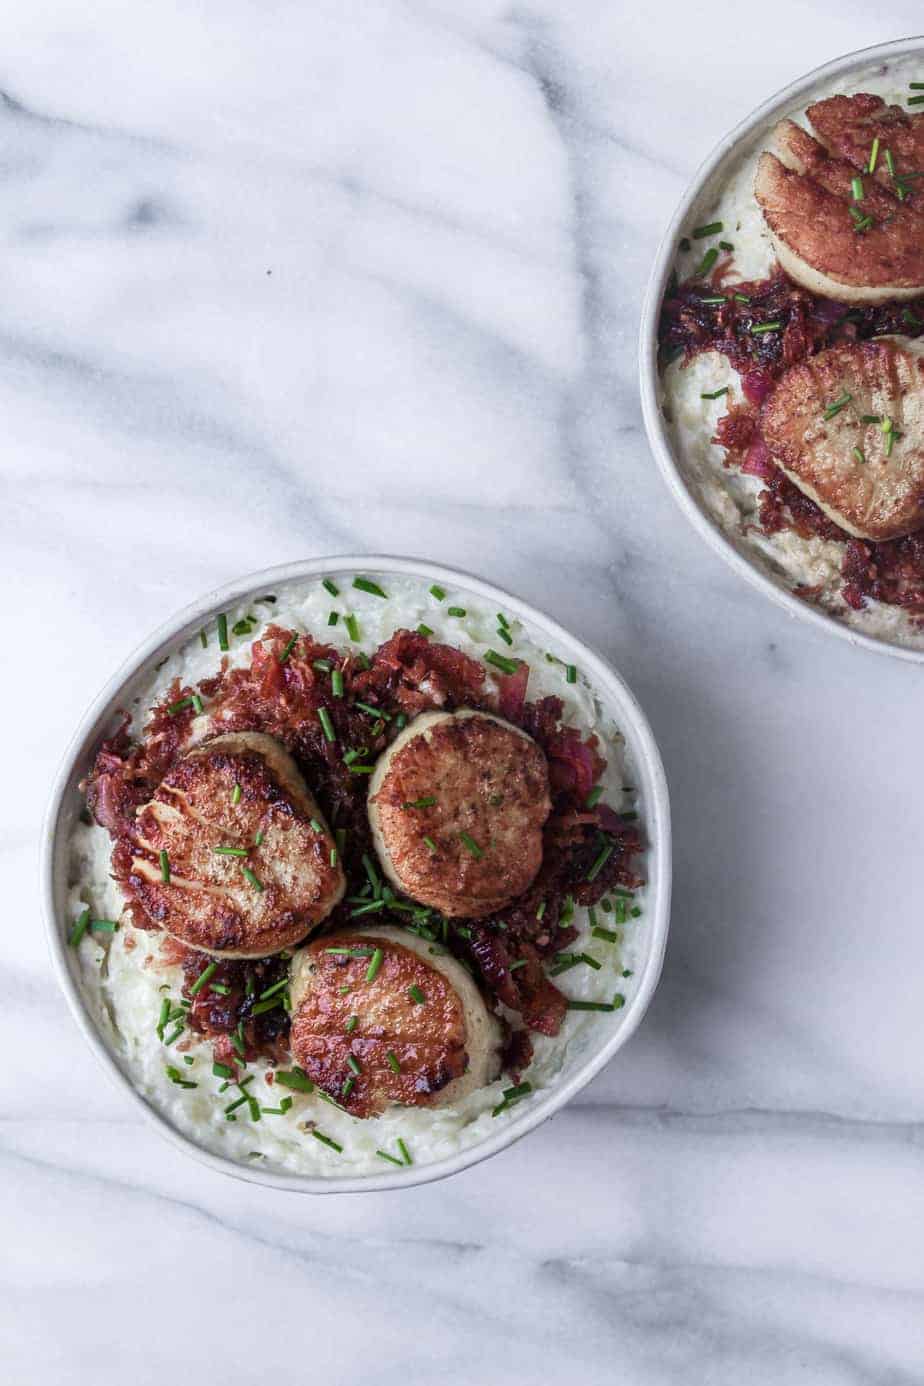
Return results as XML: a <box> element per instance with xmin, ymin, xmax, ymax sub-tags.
<box><xmin>7</xmin><ymin>2</ymin><xmax>924</xmax><ymax>1380</ymax></box>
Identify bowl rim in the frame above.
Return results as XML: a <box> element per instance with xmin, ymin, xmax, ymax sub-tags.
<box><xmin>41</xmin><ymin>554</ymin><xmax>672</xmax><ymax>1194</ymax></box>
<box><xmin>639</xmin><ymin>34</ymin><xmax>924</xmax><ymax>665</ymax></box>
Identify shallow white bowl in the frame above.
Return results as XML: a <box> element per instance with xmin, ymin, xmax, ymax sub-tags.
<box><xmin>639</xmin><ymin>36</ymin><xmax>924</xmax><ymax>664</ymax></box>
<box><xmin>42</xmin><ymin>555</ymin><xmax>671</xmax><ymax>1193</ymax></box>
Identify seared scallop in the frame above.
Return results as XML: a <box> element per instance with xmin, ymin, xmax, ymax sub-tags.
<box><xmin>288</xmin><ymin>925</ymin><xmax>503</xmax><ymax>1117</ymax></box>
<box><xmin>806</xmin><ymin>93</ymin><xmax>924</xmax><ymax>190</ymax></box>
<box><xmin>755</xmin><ymin>131</ymin><xmax>924</xmax><ymax>303</ymax></box>
<box><xmin>131</xmin><ymin>731</ymin><xmax>345</xmax><ymax>957</ymax></box>
<box><xmin>760</xmin><ymin>337</ymin><xmax>924</xmax><ymax>540</ymax></box>
<box><xmin>368</xmin><ymin>709</ymin><xmax>551</xmax><ymax>918</ymax></box>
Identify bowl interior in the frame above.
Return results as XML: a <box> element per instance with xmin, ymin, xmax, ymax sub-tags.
<box><xmin>640</xmin><ymin>36</ymin><xmax>924</xmax><ymax>664</ymax></box>
<box><xmin>44</xmin><ymin>556</ymin><xmax>671</xmax><ymax>1193</ymax></box>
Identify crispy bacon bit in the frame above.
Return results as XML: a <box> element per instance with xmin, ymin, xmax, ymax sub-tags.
<box><xmin>496</xmin><ymin>661</ymin><xmax>529</xmax><ymax>721</ymax></box>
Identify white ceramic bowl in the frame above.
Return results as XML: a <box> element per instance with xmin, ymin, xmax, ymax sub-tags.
<box><xmin>42</xmin><ymin>556</ymin><xmax>671</xmax><ymax>1193</ymax></box>
<box><xmin>640</xmin><ymin>36</ymin><xmax>924</xmax><ymax>664</ymax></box>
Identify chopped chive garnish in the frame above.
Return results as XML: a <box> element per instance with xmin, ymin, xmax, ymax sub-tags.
<box><xmin>262</xmin><ymin>1098</ymin><xmax>293</xmax><ymax>1116</ymax></box>
<box><xmin>385</xmin><ymin>1051</ymin><xmax>400</xmax><ymax>1074</ymax></box>
<box><xmin>733</xmin><ymin>292</ymin><xmax>750</xmax><ymax>303</ymax></box>
<box><xmin>346</xmin><ymin>1054</ymin><xmax>362</xmax><ymax>1077</ymax></box>
<box><xmin>279</xmin><ymin>634</ymin><xmax>298</xmax><ymax>664</ymax></box>
<box><xmin>199</xmin><ymin>627</ymin><xmax>208</xmax><ymax>648</ymax></box>
<box><xmin>496</xmin><ymin>625</ymin><xmax>513</xmax><ymax>646</ymax></box>
<box><xmin>693</xmin><ymin>246</ymin><xmax>719</xmax><ymax>277</ymax></box>
<box><xmin>68</xmin><ymin>907</ymin><xmax>91</xmax><ymax>948</ymax></box>
<box><xmin>258</xmin><ymin>977</ymin><xmax>289</xmax><ymax>1001</ymax></box>
<box><xmin>90</xmin><ymin>919</ymin><xmax>118</xmax><ymax>933</ymax></box>
<box><xmin>700</xmin><ymin>386</ymin><xmax>729</xmax><ymax>400</ymax></box>
<box><xmin>251</xmin><ymin>996</ymin><xmax>282</xmax><ymax>1016</ymax></box>
<box><xmin>429</xmin><ymin>584</ymin><xmax>446</xmax><ymax>600</ymax></box>
<box><xmin>867</xmin><ymin>137</ymin><xmax>880</xmax><ymax>173</ymax></box>
<box><xmin>328</xmin><ymin>611</ymin><xmax>339</xmax><ymax>626</ymax></box>
<box><xmin>232</xmin><ymin>782</ymin><xmax>242</xmax><ymax>806</ymax></box>
<box><xmin>592</xmin><ymin>926</ymin><xmax>620</xmax><ymax>942</ymax></box>
<box><xmin>213</xmin><ymin>845</ymin><xmax>249</xmax><ymax>856</ymax></box>
<box><xmin>908</xmin><ymin>95</ymin><xmax>924</xmax><ymax>106</ymax></box>
<box><xmin>397</xmin><ymin>1138</ymin><xmax>412</xmax><ymax>1165</ymax></box>
<box><xmin>376</xmin><ymin>1149</ymin><xmax>403</xmax><ymax>1167</ymax></box>
<box><xmin>155</xmin><ymin>849</ymin><xmax>170</xmax><ymax>883</ymax></box>
<box><xmin>535</xmin><ymin>900</ymin><xmax>546</xmax><ymax>921</ymax></box>
<box><xmin>403</xmin><ymin>796</ymin><xmax>437</xmax><ymax>809</ymax></box>
<box><xmin>492</xmin><ymin>1081</ymin><xmax>532</xmax><ymax>1117</ymax></box>
<box><xmin>751</xmin><ymin>321</ymin><xmax>782</xmax><ymax>335</ymax></box>
<box><xmin>310</xmin><ymin>818</ymin><xmax>323</xmax><ymax>834</ymax></box>
<box><xmin>566</xmin><ymin>999</ymin><xmax>614</xmax><ymax>1011</ymax></box>
<box><xmin>408</xmin><ymin>984</ymin><xmax>425</xmax><ymax>1004</ymax></box>
<box><xmin>585</xmin><ymin>785</ymin><xmax>604</xmax><ymax>808</ymax></box>
<box><xmin>580</xmin><ymin>953</ymin><xmax>602</xmax><ymax>971</ymax></box>
<box><xmin>459</xmin><ymin>832</ymin><xmax>483</xmax><ymax>859</ymax></box>
<box><xmin>365</xmin><ymin>948</ymin><xmax>384</xmax><ymax>982</ymax></box>
<box><xmin>699</xmin><ymin>295</ymin><xmax>727</xmax><ymax>305</ymax></box>
<box><xmin>167</xmin><ymin>696</ymin><xmax>194</xmax><ymax>715</ymax></box>
<box><xmin>190</xmin><ymin>962</ymin><xmax>218</xmax><ymax>996</ymax></box>
<box><xmin>156</xmin><ymin>996</ymin><xmax>170</xmax><ymax>1038</ymax></box>
<box><xmin>163</xmin><ymin>1022</ymin><xmax>185</xmax><ymax>1045</ymax></box>
<box><xmin>586</xmin><ymin>840</ymin><xmax>615</xmax><ymax>882</ymax></box>
<box><xmin>851</xmin><ymin>176</ymin><xmax>864</xmax><ymax>201</ymax></box>
<box><xmin>275</xmin><ymin>1067</ymin><xmax>314</xmax><ymax>1093</ymax></box>
<box><xmin>330</xmin><ymin>668</ymin><xmax>344</xmax><ymax>699</ymax></box>
<box><xmin>884</xmin><ymin>147</ymin><xmax>896</xmax><ymax>179</ymax></box>
<box><xmin>322</xmin><ymin>578</ymin><xmax>339</xmax><ymax>596</ymax></box>
<box><xmin>509</xmin><ymin>958</ymin><xmax>528</xmax><ymax>972</ymax></box>
<box><xmin>447</xmin><ymin>606</ymin><xmax>466</xmax><ymax>618</ymax></box>
<box><xmin>342</xmin><ymin>1077</ymin><xmax>356</xmax><ymax>1098</ymax></box>
<box><xmin>353</xmin><ymin>576</ymin><xmax>387</xmax><ymax>598</ymax></box>
<box><xmin>417</xmin><ymin>623</ymin><xmax>434</xmax><ymax>638</ymax></box>
<box><xmin>344</xmin><ymin>614</ymin><xmax>360</xmax><ymax>641</ymax></box>
<box><xmin>318</xmin><ymin>707</ymin><xmax>335</xmax><ymax>742</ymax></box>
<box><xmin>565</xmin><ymin>664</ymin><xmax>577</xmax><ymax>684</ymax></box>
<box><xmin>692</xmin><ymin>220</ymin><xmax>723</xmax><ymax>238</ymax></box>
<box><xmin>853</xmin><ymin>447</ymin><xmax>865</xmax><ymax>464</ymax></box>
<box><xmin>329</xmin><ymin>848</ymin><xmax>338</xmax><ymax>867</ymax></box>
<box><xmin>823</xmin><ymin>392</ymin><xmax>852</xmax><ymax>420</ymax></box>
<box><xmin>345</xmin><ymin>1014</ymin><xmax>359</xmax><ymax>1033</ymax></box>
<box><xmin>311</xmin><ymin>1130</ymin><xmax>343</xmax><ymax>1153</ymax></box>
<box><xmin>355</xmin><ymin>700</ymin><xmax>391</xmax><ymax>720</ymax></box>
<box><xmin>719</xmin><ymin>240</ymin><xmax>734</xmax><ymax>252</ymax></box>
<box><xmin>213</xmin><ymin>1062</ymin><xmax>234</xmax><ymax>1079</ymax></box>
<box><xmin>422</xmin><ymin>836</ymin><xmax>438</xmax><ymax>853</ymax></box>
<box><xmin>242</xmin><ymin>866</ymin><xmax>263</xmax><ymax>892</ymax></box>
<box><xmin>165</xmin><ymin>1065</ymin><xmax>197</xmax><ymax>1089</ymax></box>
<box><xmin>217</xmin><ymin>613</ymin><xmax>229</xmax><ymax>651</ymax></box>
<box><xmin>484</xmin><ymin>650</ymin><xmax>520</xmax><ymax>675</ymax></box>
<box><xmin>911</xmin><ymin>82</ymin><xmax>924</xmax><ymax>88</ymax></box>
<box><xmin>882</xmin><ymin>416</ymin><xmax>896</xmax><ymax>456</ymax></box>
<box><xmin>183</xmin><ymin>1055</ymin><xmax>195</xmax><ymax>1066</ymax></box>
<box><xmin>860</xmin><ymin>414</ymin><xmax>882</xmax><ymax>424</ymax></box>
<box><xmin>350</xmin><ymin>898</ymin><xmax>385</xmax><ymax>918</ymax></box>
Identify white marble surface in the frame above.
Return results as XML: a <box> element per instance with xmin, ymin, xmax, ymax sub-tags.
<box><xmin>9</xmin><ymin>2</ymin><xmax>924</xmax><ymax>1380</ymax></box>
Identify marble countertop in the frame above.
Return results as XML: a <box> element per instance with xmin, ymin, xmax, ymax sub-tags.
<box><xmin>9</xmin><ymin>3</ymin><xmax>924</xmax><ymax>1380</ymax></box>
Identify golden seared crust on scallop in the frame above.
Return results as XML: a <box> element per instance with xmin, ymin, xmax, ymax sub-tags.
<box><xmin>806</xmin><ymin>93</ymin><xmax>924</xmax><ymax>189</ymax></box>
<box><xmin>368</xmin><ymin>710</ymin><xmax>551</xmax><ymax>918</ymax></box>
<box><xmin>288</xmin><ymin>925</ymin><xmax>503</xmax><ymax>1117</ymax></box>
<box><xmin>131</xmin><ymin>732</ymin><xmax>345</xmax><ymax>957</ymax></box>
<box><xmin>754</xmin><ymin>147</ymin><xmax>924</xmax><ymax>303</ymax></box>
<box><xmin>760</xmin><ymin>337</ymin><xmax>924</xmax><ymax>540</ymax></box>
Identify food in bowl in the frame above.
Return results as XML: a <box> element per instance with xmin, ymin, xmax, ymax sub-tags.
<box><xmin>67</xmin><ymin>572</ymin><xmax>647</xmax><ymax>1175</ymax></box>
<box><xmin>659</xmin><ymin>57</ymin><xmax>924</xmax><ymax>648</ymax></box>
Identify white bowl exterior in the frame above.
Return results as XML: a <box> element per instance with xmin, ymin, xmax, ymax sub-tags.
<box><xmin>42</xmin><ymin>555</ymin><xmax>672</xmax><ymax>1194</ymax></box>
<box><xmin>639</xmin><ymin>36</ymin><xmax>924</xmax><ymax>665</ymax></box>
